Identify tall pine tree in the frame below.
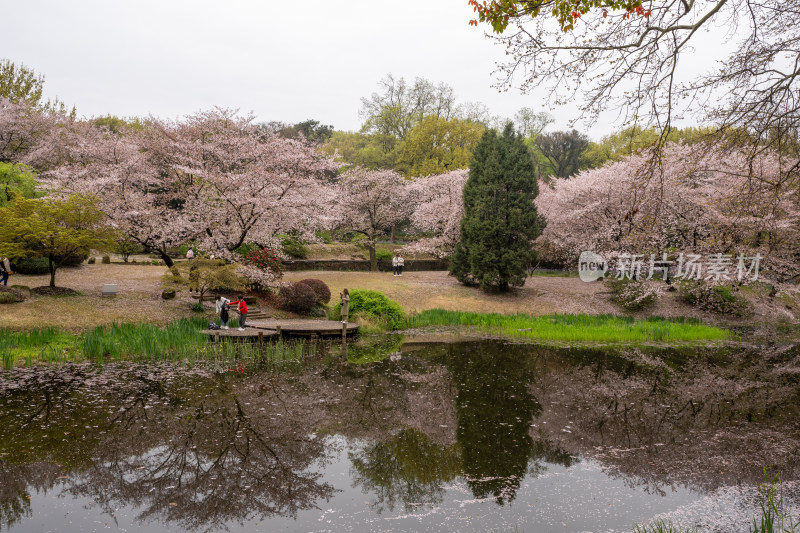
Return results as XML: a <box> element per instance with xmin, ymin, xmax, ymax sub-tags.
<box><xmin>450</xmin><ymin>124</ymin><xmax>544</xmax><ymax>292</ymax></box>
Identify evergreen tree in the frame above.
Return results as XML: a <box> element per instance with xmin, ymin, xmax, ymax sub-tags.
<box><xmin>450</xmin><ymin>124</ymin><xmax>544</xmax><ymax>292</ymax></box>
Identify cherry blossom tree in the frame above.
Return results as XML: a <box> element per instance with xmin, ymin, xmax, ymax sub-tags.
<box><xmin>536</xmin><ymin>142</ymin><xmax>800</xmax><ymax>281</ymax></box>
<box><xmin>145</xmin><ymin>108</ymin><xmax>339</xmax><ymax>256</ymax></box>
<box><xmin>405</xmin><ymin>170</ymin><xmax>469</xmax><ymax>258</ymax></box>
<box><xmin>335</xmin><ymin>167</ymin><xmax>411</xmax><ymax>271</ymax></box>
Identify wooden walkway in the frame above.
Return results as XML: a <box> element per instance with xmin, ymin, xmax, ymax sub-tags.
<box><xmin>200</xmin><ymin>329</ymin><xmax>279</xmax><ymax>342</ymax></box>
<box><xmin>248</xmin><ymin>319</ymin><xmax>359</xmax><ymax>337</ymax></box>
<box><xmin>201</xmin><ymin>320</ymin><xmax>358</xmax><ymax>341</ymax></box>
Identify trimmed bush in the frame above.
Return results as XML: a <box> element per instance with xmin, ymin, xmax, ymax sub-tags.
<box><xmin>278</xmin><ymin>282</ymin><xmax>318</xmax><ymax>313</ymax></box>
<box><xmin>191</xmin><ymin>302</ymin><xmax>205</xmax><ymax>313</ymax></box>
<box><xmin>297</xmin><ymin>278</ymin><xmax>331</xmax><ymax>304</ymax></box>
<box><xmin>87</xmin><ymin>257</ymin><xmax>96</xmax><ymax>264</ymax></box>
<box><xmin>61</xmin><ymin>253</ymin><xmax>89</xmax><ymax>267</ymax></box>
<box><xmin>607</xmin><ymin>278</ymin><xmax>659</xmax><ymax>311</ymax></box>
<box><xmin>244</xmin><ymin>248</ymin><xmax>283</xmax><ymax>278</ymax></box>
<box><xmin>12</xmin><ymin>257</ymin><xmax>50</xmax><ymax>275</ymax></box>
<box><xmin>333</xmin><ymin>289</ymin><xmax>406</xmax><ymax>330</ymax></box>
<box><xmin>679</xmin><ymin>281</ymin><xmax>750</xmax><ymax>316</ymax></box>
<box><xmin>161</xmin><ymin>288</ymin><xmax>176</xmax><ymax>300</ymax></box>
<box><xmin>101</xmin><ymin>255</ymin><xmax>111</xmax><ymax>264</ymax></box>
<box><xmin>375</xmin><ymin>249</ymin><xmax>393</xmax><ymax>261</ymax></box>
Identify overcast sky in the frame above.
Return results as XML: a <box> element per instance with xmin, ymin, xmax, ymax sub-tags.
<box><xmin>2</xmin><ymin>0</ymin><xmax>727</xmax><ymax>139</ymax></box>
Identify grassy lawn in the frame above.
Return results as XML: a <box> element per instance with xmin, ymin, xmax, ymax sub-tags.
<box><xmin>408</xmin><ymin>310</ymin><xmax>730</xmax><ymax>343</ymax></box>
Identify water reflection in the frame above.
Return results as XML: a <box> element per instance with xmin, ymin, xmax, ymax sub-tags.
<box><xmin>0</xmin><ymin>340</ymin><xmax>798</xmax><ymax>531</ymax></box>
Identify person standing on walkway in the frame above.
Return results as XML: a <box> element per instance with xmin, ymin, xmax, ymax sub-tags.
<box><xmin>186</xmin><ymin>248</ymin><xmax>194</xmax><ymax>261</ymax></box>
<box><xmin>216</xmin><ymin>296</ymin><xmax>230</xmax><ymax>329</ymax></box>
<box><xmin>397</xmin><ymin>254</ymin><xmax>405</xmax><ymax>276</ymax></box>
<box><xmin>0</xmin><ymin>257</ymin><xmax>10</xmax><ymax>286</ymax></box>
<box><xmin>392</xmin><ymin>253</ymin><xmax>399</xmax><ymax>276</ymax></box>
<box><xmin>340</xmin><ymin>288</ymin><xmax>350</xmax><ymax>324</ymax></box>
<box><xmin>229</xmin><ymin>295</ymin><xmax>248</xmax><ymax>330</ymax></box>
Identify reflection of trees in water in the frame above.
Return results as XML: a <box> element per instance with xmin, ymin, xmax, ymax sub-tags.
<box><xmin>448</xmin><ymin>342</ymin><xmax>544</xmax><ymax>504</ymax></box>
<box><xmin>0</xmin><ymin>366</ymin><xmax>337</xmax><ymax>532</ymax></box>
<box><xmin>349</xmin><ymin>429</ymin><xmax>461</xmax><ymax>513</ymax></box>
<box><xmin>527</xmin><ymin>345</ymin><xmax>800</xmax><ymax>493</ymax></box>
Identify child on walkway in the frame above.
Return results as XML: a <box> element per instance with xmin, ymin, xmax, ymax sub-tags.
<box><xmin>215</xmin><ymin>296</ymin><xmax>230</xmax><ymax>329</ymax></box>
<box><xmin>229</xmin><ymin>295</ymin><xmax>248</xmax><ymax>330</ymax></box>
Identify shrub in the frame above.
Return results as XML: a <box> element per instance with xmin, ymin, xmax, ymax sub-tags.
<box><xmin>151</xmin><ymin>260</ymin><xmax>160</xmax><ymax>265</ymax></box>
<box><xmin>607</xmin><ymin>278</ymin><xmax>659</xmax><ymax>311</ymax></box>
<box><xmin>12</xmin><ymin>257</ymin><xmax>50</xmax><ymax>274</ymax></box>
<box><xmin>0</xmin><ymin>287</ymin><xmax>27</xmax><ymax>303</ymax></box>
<box><xmin>161</xmin><ymin>288</ymin><xmax>176</xmax><ymax>300</ymax></box>
<box><xmin>244</xmin><ymin>248</ymin><xmax>283</xmax><ymax>278</ymax></box>
<box><xmin>278</xmin><ymin>282</ymin><xmax>318</xmax><ymax>313</ymax></box>
<box><xmin>234</xmin><ymin>242</ymin><xmax>259</xmax><ymax>257</ymax></box>
<box><xmin>191</xmin><ymin>302</ymin><xmax>205</xmax><ymax>313</ymax></box>
<box><xmin>87</xmin><ymin>257</ymin><xmax>96</xmax><ymax>264</ymax></box>
<box><xmin>333</xmin><ymin>289</ymin><xmax>406</xmax><ymax>330</ymax></box>
<box><xmin>679</xmin><ymin>281</ymin><xmax>750</xmax><ymax>316</ymax></box>
<box><xmin>279</xmin><ymin>233</ymin><xmax>309</xmax><ymax>259</ymax></box>
<box><xmin>115</xmin><ymin>237</ymin><xmax>141</xmax><ymax>262</ymax></box>
<box><xmin>375</xmin><ymin>249</ymin><xmax>393</xmax><ymax>261</ymax></box>
<box><xmin>297</xmin><ymin>278</ymin><xmax>331</xmax><ymax>304</ymax></box>
<box><xmin>61</xmin><ymin>253</ymin><xmax>89</xmax><ymax>267</ymax></box>
<box><xmin>0</xmin><ymin>292</ymin><xmax>16</xmax><ymax>304</ymax></box>
<box><xmin>315</xmin><ymin>230</ymin><xmax>333</xmax><ymax>244</ymax></box>
<box><xmin>101</xmin><ymin>255</ymin><xmax>111</xmax><ymax>264</ymax></box>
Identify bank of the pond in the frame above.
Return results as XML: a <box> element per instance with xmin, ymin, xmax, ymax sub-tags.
<box><xmin>405</xmin><ymin>309</ymin><xmax>731</xmax><ymax>343</ymax></box>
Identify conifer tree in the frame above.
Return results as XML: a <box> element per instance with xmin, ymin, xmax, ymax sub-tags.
<box><xmin>450</xmin><ymin>124</ymin><xmax>544</xmax><ymax>292</ymax></box>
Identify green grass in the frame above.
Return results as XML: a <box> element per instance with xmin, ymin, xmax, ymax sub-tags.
<box><xmin>406</xmin><ymin>310</ymin><xmax>730</xmax><ymax>343</ymax></box>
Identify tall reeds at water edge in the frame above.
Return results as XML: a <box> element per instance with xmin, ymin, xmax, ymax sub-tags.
<box><xmin>1</xmin><ymin>318</ymin><xmax>326</xmax><ymax>368</ymax></box>
<box><xmin>406</xmin><ymin>310</ymin><xmax>730</xmax><ymax>343</ymax></box>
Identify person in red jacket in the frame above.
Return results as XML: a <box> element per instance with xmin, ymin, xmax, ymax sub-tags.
<box><xmin>229</xmin><ymin>295</ymin><xmax>248</xmax><ymax>330</ymax></box>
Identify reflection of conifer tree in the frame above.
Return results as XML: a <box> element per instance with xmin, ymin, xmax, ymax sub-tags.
<box><xmin>349</xmin><ymin>428</ymin><xmax>461</xmax><ymax>513</ymax></box>
<box><xmin>447</xmin><ymin>342</ymin><xmax>542</xmax><ymax>504</ymax></box>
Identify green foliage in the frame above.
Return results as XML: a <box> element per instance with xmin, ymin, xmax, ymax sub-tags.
<box><xmin>322</xmin><ymin>130</ymin><xmax>398</xmax><ymax>170</ymax></box>
<box><xmin>679</xmin><ymin>282</ymin><xmax>751</xmax><ymax>317</ymax></box>
<box><xmin>333</xmin><ymin>289</ymin><xmax>406</xmax><ymax>330</ymax></box>
<box><xmin>0</xmin><ymin>163</ymin><xmax>38</xmax><ymax>206</ymax></box>
<box><xmin>278</xmin><ymin>232</ymin><xmax>309</xmax><ymax>259</ymax></box>
<box><xmin>168</xmin><ymin>259</ymin><xmax>246</xmax><ymax>301</ymax></box>
<box><xmin>375</xmin><ymin>249</ymin><xmax>393</xmax><ymax>261</ymax></box>
<box><xmin>534</xmin><ymin>129</ymin><xmax>591</xmax><ymax>178</ymax></box>
<box><xmin>450</xmin><ymin>125</ymin><xmax>545</xmax><ymax>292</ymax></box>
<box><xmin>408</xmin><ymin>310</ymin><xmax>730</xmax><ymax>343</ymax></box>
<box><xmin>607</xmin><ymin>278</ymin><xmax>659</xmax><ymax>311</ymax></box>
<box><xmin>583</xmin><ymin>125</ymin><xmax>720</xmax><ymax>168</ymax></box>
<box><xmin>101</xmin><ymin>255</ymin><xmax>111</xmax><ymax>264</ymax></box>
<box><xmin>87</xmin><ymin>257</ymin><xmax>96</xmax><ymax>264</ymax></box>
<box><xmin>0</xmin><ymin>292</ymin><xmax>17</xmax><ymax>304</ymax></box>
<box><xmin>161</xmin><ymin>288</ymin><xmax>176</xmax><ymax>300</ymax></box>
<box><xmin>114</xmin><ymin>235</ymin><xmax>141</xmax><ymax>262</ymax></box>
<box><xmin>0</xmin><ymin>287</ymin><xmax>28</xmax><ymax>302</ymax></box>
<box><xmin>11</xmin><ymin>256</ymin><xmax>49</xmax><ymax>274</ymax></box>
<box><xmin>234</xmin><ymin>242</ymin><xmax>259</xmax><ymax>256</ymax></box>
<box><xmin>395</xmin><ymin>116</ymin><xmax>485</xmax><ymax>177</ymax></box>
<box><xmin>191</xmin><ymin>302</ymin><xmax>205</xmax><ymax>313</ymax></box>
<box><xmin>0</xmin><ymin>194</ymin><xmax>115</xmax><ymax>287</ymax></box>
<box><xmin>751</xmin><ymin>469</ymin><xmax>799</xmax><ymax>533</ymax></box>
<box><xmin>0</xmin><ymin>59</ymin><xmax>44</xmax><ymax>105</ymax></box>
<box><xmin>315</xmin><ymin>230</ymin><xmax>333</xmax><ymax>244</ymax></box>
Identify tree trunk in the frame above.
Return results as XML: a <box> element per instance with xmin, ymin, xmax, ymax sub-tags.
<box><xmin>391</xmin><ymin>224</ymin><xmax>396</xmax><ymax>243</ymax></box>
<box><xmin>369</xmin><ymin>242</ymin><xmax>377</xmax><ymax>272</ymax></box>
<box><xmin>158</xmin><ymin>249</ymin><xmax>174</xmax><ymax>268</ymax></box>
<box><xmin>48</xmin><ymin>255</ymin><xmax>56</xmax><ymax>287</ymax></box>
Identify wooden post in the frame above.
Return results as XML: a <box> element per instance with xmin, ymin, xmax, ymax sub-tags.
<box><xmin>258</xmin><ymin>331</ymin><xmax>263</xmax><ymax>344</ymax></box>
<box><xmin>276</xmin><ymin>325</ymin><xmax>281</xmax><ymax>336</ymax></box>
<box><xmin>214</xmin><ymin>331</ymin><xmax>220</xmax><ymax>343</ymax></box>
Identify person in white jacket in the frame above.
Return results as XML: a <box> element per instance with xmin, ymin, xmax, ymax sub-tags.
<box><xmin>397</xmin><ymin>254</ymin><xmax>404</xmax><ymax>276</ymax></box>
<box><xmin>392</xmin><ymin>254</ymin><xmax>399</xmax><ymax>276</ymax></box>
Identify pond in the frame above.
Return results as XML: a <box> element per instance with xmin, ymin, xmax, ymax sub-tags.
<box><xmin>1</xmin><ymin>338</ymin><xmax>798</xmax><ymax>532</ymax></box>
